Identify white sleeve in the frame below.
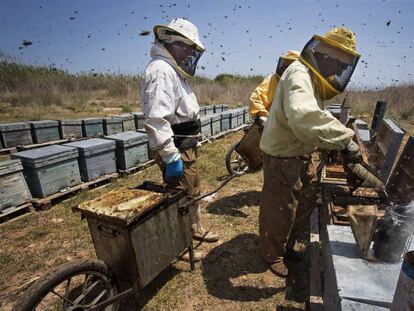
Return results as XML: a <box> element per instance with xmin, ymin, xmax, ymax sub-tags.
<box><xmin>141</xmin><ymin>69</ymin><xmax>179</xmax><ymax>160</ymax></box>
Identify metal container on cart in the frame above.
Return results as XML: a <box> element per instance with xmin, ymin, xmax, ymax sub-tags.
<box><xmin>59</xmin><ymin>120</ymin><xmax>83</xmax><ymax>139</ymax></box>
<box><xmin>0</xmin><ymin>159</ymin><xmax>32</xmax><ymax>212</ymax></box>
<box><xmin>75</xmin><ymin>182</ymin><xmax>193</xmax><ymax>291</ymax></box>
<box><xmin>82</xmin><ymin>118</ymin><xmax>104</xmax><ymax>138</ymax></box>
<box><xmin>113</xmin><ymin>113</ymin><xmax>135</xmax><ymax>132</ymax></box>
<box><xmin>12</xmin><ymin>145</ymin><xmax>81</xmax><ymax>198</ymax></box>
<box><xmin>0</xmin><ymin>122</ymin><xmax>33</xmax><ymax>148</ymax></box>
<box><xmin>29</xmin><ymin>120</ymin><xmax>60</xmax><ymax>143</ymax></box>
<box><xmin>65</xmin><ymin>138</ymin><xmax>116</xmax><ymax>182</ymax></box>
<box><xmin>103</xmin><ymin>118</ymin><xmax>123</xmax><ymax>136</ymax></box>
<box><xmin>105</xmin><ymin>131</ymin><xmax>149</xmax><ymax>170</ymax></box>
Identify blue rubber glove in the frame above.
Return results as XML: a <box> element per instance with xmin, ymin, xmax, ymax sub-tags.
<box><xmin>165</xmin><ymin>158</ymin><xmax>183</xmax><ymax>181</ymax></box>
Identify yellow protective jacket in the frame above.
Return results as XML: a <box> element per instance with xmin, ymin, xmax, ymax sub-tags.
<box><xmin>260</xmin><ymin>61</ymin><xmax>354</xmax><ymax>157</ymax></box>
<box><xmin>249</xmin><ymin>74</ymin><xmax>280</xmax><ymax>118</ymax></box>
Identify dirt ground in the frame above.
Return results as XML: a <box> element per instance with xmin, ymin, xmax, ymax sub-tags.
<box><xmin>0</xmin><ymin>132</ymin><xmax>309</xmax><ymax>311</ymax></box>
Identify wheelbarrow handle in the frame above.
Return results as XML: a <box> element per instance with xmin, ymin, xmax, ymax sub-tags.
<box><xmin>179</xmin><ymin>174</ymin><xmax>238</xmax><ymax>210</ymax></box>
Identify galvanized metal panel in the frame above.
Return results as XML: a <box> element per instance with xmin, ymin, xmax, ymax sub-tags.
<box><xmin>0</xmin><ymin>160</ymin><xmax>32</xmax><ymax>210</ymax></box>
<box><xmin>82</xmin><ymin>118</ymin><xmax>104</xmax><ymax>137</ymax></box>
<box><xmin>0</xmin><ymin>122</ymin><xmax>33</xmax><ymax>147</ymax></box>
<box><xmin>59</xmin><ymin>120</ymin><xmax>83</xmax><ymax>139</ymax></box>
<box><xmin>326</xmin><ymin>225</ymin><xmax>414</xmax><ymax>307</ymax></box>
<box><xmin>30</xmin><ymin>120</ymin><xmax>60</xmax><ymax>143</ymax></box>
<box><xmin>131</xmin><ymin>198</ymin><xmax>191</xmax><ymax>287</ymax></box>
<box><xmin>103</xmin><ymin>118</ymin><xmax>123</xmax><ymax>135</ymax></box>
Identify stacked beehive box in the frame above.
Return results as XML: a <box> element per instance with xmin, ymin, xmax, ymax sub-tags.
<box><xmin>82</xmin><ymin>118</ymin><xmax>104</xmax><ymax>137</ymax></box>
<box><xmin>0</xmin><ymin>159</ymin><xmax>32</xmax><ymax>211</ymax></box>
<box><xmin>103</xmin><ymin>118</ymin><xmax>123</xmax><ymax>135</ymax></box>
<box><xmin>132</xmin><ymin>112</ymin><xmax>145</xmax><ymax>130</ymax></box>
<box><xmin>113</xmin><ymin>114</ymin><xmax>135</xmax><ymax>132</ymax></box>
<box><xmin>12</xmin><ymin>145</ymin><xmax>81</xmax><ymax>198</ymax></box>
<box><xmin>59</xmin><ymin>120</ymin><xmax>83</xmax><ymax>139</ymax></box>
<box><xmin>105</xmin><ymin>131</ymin><xmax>149</xmax><ymax>170</ymax></box>
<box><xmin>65</xmin><ymin>138</ymin><xmax>116</xmax><ymax>181</ymax></box>
<box><xmin>30</xmin><ymin>120</ymin><xmax>60</xmax><ymax>143</ymax></box>
<box><xmin>0</xmin><ymin>122</ymin><xmax>33</xmax><ymax>148</ymax></box>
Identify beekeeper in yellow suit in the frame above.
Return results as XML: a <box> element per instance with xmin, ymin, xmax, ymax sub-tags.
<box><xmin>259</xmin><ymin>27</ymin><xmax>361</xmax><ymax>277</ymax></box>
<box><xmin>249</xmin><ymin>50</ymin><xmax>300</xmax><ymax>125</ymax></box>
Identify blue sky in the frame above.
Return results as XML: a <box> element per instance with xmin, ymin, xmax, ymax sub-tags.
<box><xmin>0</xmin><ymin>0</ymin><xmax>413</xmax><ymax>88</ymax></box>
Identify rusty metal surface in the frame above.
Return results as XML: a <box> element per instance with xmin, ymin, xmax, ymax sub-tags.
<box><xmin>77</xmin><ymin>187</ymin><xmax>164</xmax><ymax>225</ymax></box>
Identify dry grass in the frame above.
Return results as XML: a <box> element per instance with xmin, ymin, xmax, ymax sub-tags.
<box><xmin>0</xmin><ymin>56</ymin><xmax>413</xmax><ymax>129</ymax></box>
<box><xmin>0</xmin><ymin>132</ymin><xmax>308</xmax><ymax>311</ymax></box>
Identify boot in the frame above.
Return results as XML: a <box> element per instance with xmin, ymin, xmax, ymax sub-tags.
<box><xmin>180</xmin><ymin>250</ymin><xmax>203</xmax><ymax>262</ymax></box>
<box><xmin>269</xmin><ymin>260</ymin><xmax>289</xmax><ymax>278</ymax></box>
<box><xmin>191</xmin><ymin>221</ymin><xmax>219</xmax><ymax>243</ymax></box>
<box><xmin>192</xmin><ymin>228</ymin><xmax>219</xmax><ymax>243</ymax></box>
<box><xmin>284</xmin><ymin>248</ymin><xmax>303</xmax><ymax>263</ymax></box>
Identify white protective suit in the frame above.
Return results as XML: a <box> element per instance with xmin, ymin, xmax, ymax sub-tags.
<box><xmin>140</xmin><ymin>43</ymin><xmax>199</xmax><ymax>161</ymax></box>
<box><xmin>260</xmin><ymin>60</ymin><xmax>354</xmax><ymax>157</ymax></box>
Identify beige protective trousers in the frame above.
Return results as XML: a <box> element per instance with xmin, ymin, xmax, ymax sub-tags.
<box><xmin>260</xmin><ymin>152</ymin><xmax>321</xmax><ymax>263</ymax></box>
<box><xmin>156</xmin><ymin>147</ymin><xmax>202</xmax><ymax>231</ymax></box>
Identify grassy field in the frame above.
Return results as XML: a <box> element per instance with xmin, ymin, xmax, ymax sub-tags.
<box><xmin>0</xmin><ymin>132</ymin><xmax>309</xmax><ymax>311</ymax></box>
<box><xmin>0</xmin><ymin>58</ymin><xmax>412</xmax><ymax>310</ymax></box>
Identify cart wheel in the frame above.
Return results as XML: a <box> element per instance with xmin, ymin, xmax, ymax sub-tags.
<box><xmin>14</xmin><ymin>259</ymin><xmax>119</xmax><ymax>311</ymax></box>
<box><xmin>225</xmin><ymin>142</ymin><xmax>249</xmax><ymax>175</ymax></box>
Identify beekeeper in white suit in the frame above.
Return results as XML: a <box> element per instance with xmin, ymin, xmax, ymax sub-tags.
<box><xmin>140</xmin><ymin>18</ymin><xmax>219</xmax><ymax>261</ymax></box>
